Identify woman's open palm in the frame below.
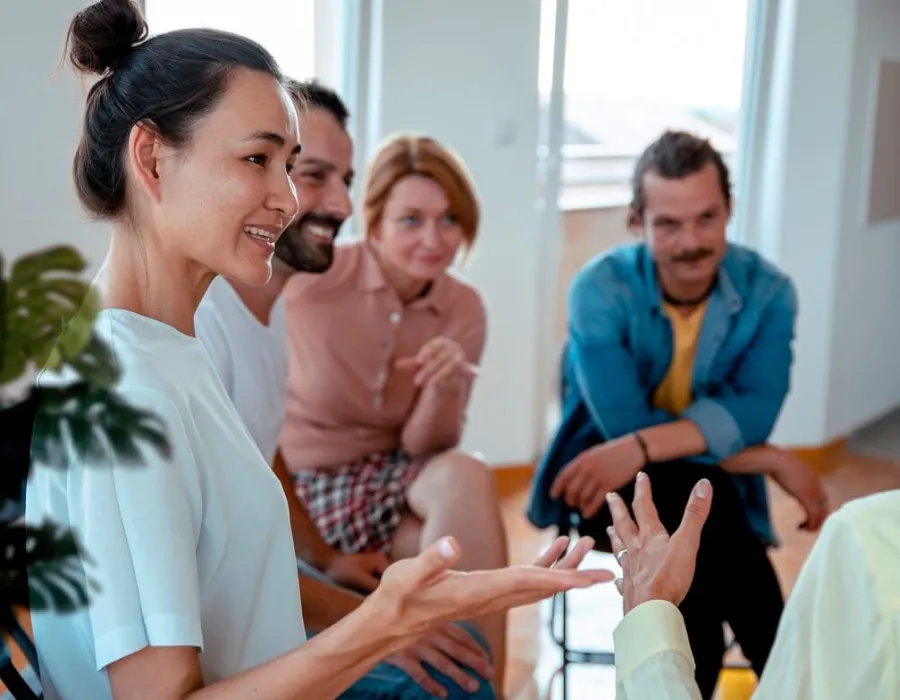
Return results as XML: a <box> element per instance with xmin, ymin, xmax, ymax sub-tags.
<box><xmin>372</xmin><ymin>535</ymin><xmax>614</xmax><ymax>638</ymax></box>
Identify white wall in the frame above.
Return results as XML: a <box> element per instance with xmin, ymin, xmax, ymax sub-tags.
<box><xmin>749</xmin><ymin>0</ymin><xmax>900</xmax><ymax>447</ymax></box>
<box><xmin>12</xmin><ymin>0</ymin><xmax>900</xmax><ymax>459</ymax></box>
<box><xmin>826</xmin><ymin>0</ymin><xmax>900</xmax><ymax>438</ymax></box>
<box><xmin>362</xmin><ymin>0</ymin><xmax>543</xmax><ymax>464</ymax></box>
<box><xmin>0</xmin><ymin>1</ymin><xmax>111</xmax><ymax>276</ymax></box>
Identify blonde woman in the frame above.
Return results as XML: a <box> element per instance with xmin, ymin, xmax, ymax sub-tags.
<box><xmin>280</xmin><ymin>134</ymin><xmax>509</xmax><ymax>695</ymax></box>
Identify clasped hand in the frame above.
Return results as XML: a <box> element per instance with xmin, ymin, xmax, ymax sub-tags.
<box><xmin>550</xmin><ymin>435</ymin><xmax>646</xmax><ymax>519</ymax></box>
<box><xmin>395</xmin><ymin>336</ymin><xmax>477</xmax><ymax>390</ymax></box>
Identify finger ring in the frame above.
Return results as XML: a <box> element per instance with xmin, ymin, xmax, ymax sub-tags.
<box><xmin>615</xmin><ymin>548</ymin><xmax>628</xmax><ymax>564</ymax></box>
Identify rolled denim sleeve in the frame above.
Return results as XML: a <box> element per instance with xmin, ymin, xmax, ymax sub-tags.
<box><xmin>682</xmin><ymin>277</ymin><xmax>798</xmax><ymax>460</ymax></box>
<box><xmin>568</xmin><ymin>266</ymin><xmax>675</xmax><ymax>440</ymax></box>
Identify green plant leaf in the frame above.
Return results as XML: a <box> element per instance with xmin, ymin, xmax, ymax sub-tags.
<box><xmin>0</xmin><ymin>521</ymin><xmax>95</xmax><ymax>613</ymax></box>
<box><xmin>32</xmin><ymin>383</ymin><xmax>172</xmax><ymax>468</ymax></box>
<box><xmin>1</xmin><ymin>246</ymin><xmax>98</xmax><ymax>384</ymax></box>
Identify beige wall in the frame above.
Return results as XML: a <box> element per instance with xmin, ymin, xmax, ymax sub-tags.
<box><xmin>555</xmin><ymin>206</ymin><xmax>632</xmax><ymax>348</ymax></box>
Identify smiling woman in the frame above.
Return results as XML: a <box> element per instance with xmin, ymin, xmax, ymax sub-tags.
<box><xmin>22</xmin><ymin>2</ymin><xmax>611</xmax><ymax>699</ymax></box>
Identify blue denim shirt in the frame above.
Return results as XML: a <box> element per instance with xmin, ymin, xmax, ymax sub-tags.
<box><xmin>527</xmin><ymin>242</ymin><xmax>798</xmax><ymax>546</ymax></box>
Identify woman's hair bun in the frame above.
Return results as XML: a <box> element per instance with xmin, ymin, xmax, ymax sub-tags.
<box><xmin>67</xmin><ymin>0</ymin><xmax>148</xmax><ymax>75</ymax></box>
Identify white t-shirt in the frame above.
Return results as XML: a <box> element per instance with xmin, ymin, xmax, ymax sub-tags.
<box><xmin>25</xmin><ymin>309</ymin><xmax>305</xmax><ymax>700</ymax></box>
<box><xmin>194</xmin><ymin>277</ymin><xmax>288</xmax><ymax>465</ymax></box>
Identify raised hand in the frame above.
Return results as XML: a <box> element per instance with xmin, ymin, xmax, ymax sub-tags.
<box><xmin>394</xmin><ymin>336</ymin><xmax>477</xmax><ymax>390</ymax></box>
<box><xmin>606</xmin><ymin>471</ymin><xmax>712</xmax><ymax>614</ymax></box>
<box><xmin>369</xmin><ymin>535</ymin><xmax>613</xmax><ymax>641</ymax></box>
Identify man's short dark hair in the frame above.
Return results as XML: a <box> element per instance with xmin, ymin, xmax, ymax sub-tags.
<box><xmin>283</xmin><ymin>78</ymin><xmax>350</xmax><ymax>128</ymax></box>
<box><xmin>629</xmin><ymin>130</ymin><xmax>732</xmax><ymax>219</ymax></box>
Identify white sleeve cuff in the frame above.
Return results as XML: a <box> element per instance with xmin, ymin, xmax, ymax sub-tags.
<box><xmin>613</xmin><ymin>599</ymin><xmax>695</xmax><ymax>681</ymax></box>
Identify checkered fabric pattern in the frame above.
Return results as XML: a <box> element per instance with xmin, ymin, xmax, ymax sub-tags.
<box><xmin>293</xmin><ymin>449</ymin><xmax>425</xmax><ymax>555</ymax></box>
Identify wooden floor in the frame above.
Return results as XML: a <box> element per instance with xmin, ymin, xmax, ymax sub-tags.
<box><xmin>499</xmin><ymin>451</ymin><xmax>900</xmax><ymax>700</ymax></box>
<box><xmin>5</xmin><ymin>451</ymin><xmax>899</xmax><ymax>699</ymax></box>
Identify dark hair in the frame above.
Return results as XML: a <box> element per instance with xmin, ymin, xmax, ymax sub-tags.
<box><xmin>66</xmin><ymin>0</ymin><xmax>283</xmax><ymax>219</ymax></box>
<box><xmin>629</xmin><ymin>130</ymin><xmax>732</xmax><ymax>220</ymax></box>
<box><xmin>283</xmin><ymin>78</ymin><xmax>350</xmax><ymax>128</ymax></box>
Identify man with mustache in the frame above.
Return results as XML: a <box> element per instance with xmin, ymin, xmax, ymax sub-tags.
<box><xmin>194</xmin><ymin>80</ymin><xmax>495</xmax><ymax>700</ymax></box>
<box><xmin>528</xmin><ymin>130</ymin><xmax>826</xmax><ymax>698</ymax></box>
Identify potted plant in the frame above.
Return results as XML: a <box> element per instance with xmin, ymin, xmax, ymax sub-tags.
<box><xmin>0</xmin><ymin>244</ymin><xmax>171</xmax><ymax>695</ymax></box>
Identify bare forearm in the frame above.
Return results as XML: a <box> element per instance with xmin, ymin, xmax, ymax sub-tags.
<box><xmin>299</xmin><ymin>574</ymin><xmax>364</xmax><ymax>634</ymax></box>
<box><xmin>720</xmin><ymin>444</ymin><xmax>780</xmax><ymax>475</ymax></box>
<box><xmin>401</xmin><ymin>385</ymin><xmax>468</xmax><ymax>457</ymax></box>
<box><xmin>273</xmin><ymin>449</ymin><xmax>332</xmax><ymax>569</ymax></box>
<box><xmin>188</xmin><ymin>601</ymin><xmax>409</xmax><ymax>700</ymax></box>
<box><xmin>636</xmin><ymin>422</ymin><xmax>779</xmax><ymax>474</ymax></box>
<box><xmin>637</xmin><ymin>419</ymin><xmax>707</xmax><ymax>463</ymax></box>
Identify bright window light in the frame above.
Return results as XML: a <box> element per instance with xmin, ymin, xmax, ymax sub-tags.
<box><xmin>145</xmin><ymin>0</ymin><xmax>317</xmax><ymax>82</ymax></box>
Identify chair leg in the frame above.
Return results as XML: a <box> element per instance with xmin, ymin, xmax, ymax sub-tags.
<box><xmin>561</xmin><ymin>587</ymin><xmax>569</xmax><ymax>700</ymax></box>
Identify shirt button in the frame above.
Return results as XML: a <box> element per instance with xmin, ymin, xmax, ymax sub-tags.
<box><xmin>390</xmin><ymin>311</ymin><xmax>401</xmax><ymax>325</ymax></box>
<box><xmin>373</xmin><ymin>394</ymin><xmax>383</xmax><ymax>409</ymax></box>
<box><xmin>376</xmin><ymin>370</ymin><xmax>386</xmax><ymax>387</ymax></box>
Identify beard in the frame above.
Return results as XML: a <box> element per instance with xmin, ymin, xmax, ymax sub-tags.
<box><xmin>274</xmin><ymin>212</ymin><xmax>345</xmax><ymax>274</ymax></box>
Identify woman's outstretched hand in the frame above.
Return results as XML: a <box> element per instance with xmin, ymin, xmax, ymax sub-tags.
<box><xmin>369</xmin><ymin>535</ymin><xmax>614</xmax><ymax>640</ymax></box>
<box><xmin>606</xmin><ymin>471</ymin><xmax>713</xmax><ymax>615</ymax></box>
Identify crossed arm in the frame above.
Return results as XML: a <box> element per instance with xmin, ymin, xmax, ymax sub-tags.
<box><xmin>566</xmin><ymin>268</ymin><xmax>798</xmax><ymax>465</ymax></box>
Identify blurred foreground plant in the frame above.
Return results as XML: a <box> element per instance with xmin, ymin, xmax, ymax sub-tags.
<box><xmin>0</xmin><ymin>245</ymin><xmax>170</xmax><ymax>622</ymax></box>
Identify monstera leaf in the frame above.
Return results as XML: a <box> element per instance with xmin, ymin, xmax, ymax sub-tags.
<box><xmin>0</xmin><ymin>245</ymin><xmax>101</xmax><ymax>384</ymax></box>
<box><xmin>0</xmin><ymin>520</ymin><xmax>94</xmax><ymax>613</ymax></box>
<box><xmin>32</xmin><ymin>382</ymin><xmax>172</xmax><ymax>469</ymax></box>
<box><xmin>0</xmin><ymin>243</ymin><xmax>173</xmax><ymax>626</ymax></box>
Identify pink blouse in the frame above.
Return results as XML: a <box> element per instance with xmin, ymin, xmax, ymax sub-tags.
<box><xmin>279</xmin><ymin>241</ymin><xmax>487</xmax><ymax>472</ymax></box>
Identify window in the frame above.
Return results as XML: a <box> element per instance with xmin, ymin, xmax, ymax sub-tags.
<box><xmin>541</xmin><ymin>0</ymin><xmax>751</xmax><ymax>209</ymax></box>
<box><xmin>145</xmin><ymin>0</ymin><xmax>339</xmax><ymax>87</ymax></box>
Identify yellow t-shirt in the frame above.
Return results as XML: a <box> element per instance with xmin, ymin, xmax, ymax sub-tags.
<box><xmin>652</xmin><ymin>301</ymin><xmax>708</xmax><ymax>415</ymax></box>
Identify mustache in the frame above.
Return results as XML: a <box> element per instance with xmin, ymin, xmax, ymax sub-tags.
<box><xmin>290</xmin><ymin>212</ymin><xmax>345</xmax><ymax>239</ymax></box>
<box><xmin>672</xmin><ymin>248</ymin><xmax>714</xmax><ymax>263</ymax></box>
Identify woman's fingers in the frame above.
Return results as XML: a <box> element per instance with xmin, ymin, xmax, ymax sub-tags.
<box><xmin>533</xmin><ymin>536</ymin><xmax>570</xmax><ymax>568</ymax></box>
<box><xmin>417</xmin><ymin>644</ymin><xmax>483</xmax><ymax>693</ymax></box>
<box><xmin>606</xmin><ymin>526</ymin><xmax>626</xmax><ymax>558</ymax></box>
<box><xmin>632</xmin><ymin>471</ymin><xmax>665</xmax><ymax>535</ymax></box>
<box><xmin>401</xmin><ymin>537</ymin><xmax>459</xmax><ymax>590</ymax></box>
<box><xmin>415</xmin><ymin>348</ymin><xmax>458</xmax><ymax>386</ymax></box>
<box><xmin>439</xmin><ymin>624</ymin><xmax>493</xmax><ymax>675</ymax></box>
<box><xmin>387</xmin><ymin>652</ymin><xmax>449</xmax><ymax>699</ymax></box>
<box><xmin>607</xmin><ymin>491</ymin><xmax>639</xmax><ymax>549</ymax></box>
<box><xmin>553</xmin><ymin>536</ymin><xmax>595</xmax><ymax>570</ymax></box>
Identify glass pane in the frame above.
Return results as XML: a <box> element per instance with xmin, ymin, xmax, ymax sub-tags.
<box><xmin>556</xmin><ymin>0</ymin><xmax>750</xmax><ymax>205</ymax></box>
<box><xmin>145</xmin><ymin>0</ymin><xmax>316</xmax><ymax>82</ymax></box>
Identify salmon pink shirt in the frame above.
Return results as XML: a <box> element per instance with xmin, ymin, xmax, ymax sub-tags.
<box><xmin>279</xmin><ymin>240</ymin><xmax>487</xmax><ymax>472</ymax></box>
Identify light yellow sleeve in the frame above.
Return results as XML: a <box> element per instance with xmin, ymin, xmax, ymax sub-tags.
<box><xmin>613</xmin><ymin>600</ymin><xmax>703</xmax><ymax>699</ymax></box>
<box><xmin>753</xmin><ymin>509</ymin><xmax>899</xmax><ymax>700</ymax></box>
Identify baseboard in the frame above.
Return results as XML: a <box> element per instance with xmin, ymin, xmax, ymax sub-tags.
<box><xmin>492</xmin><ymin>462</ymin><xmax>535</xmax><ymax>497</ymax></box>
<box><xmin>787</xmin><ymin>437</ymin><xmax>848</xmax><ymax>476</ymax></box>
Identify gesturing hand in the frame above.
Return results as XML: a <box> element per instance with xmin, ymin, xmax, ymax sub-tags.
<box><xmin>386</xmin><ymin>624</ymin><xmax>492</xmax><ymax>699</ymax></box>
<box><xmin>394</xmin><ymin>337</ymin><xmax>477</xmax><ymax>390</ymax></box>
<box><xmin>324</xmin><ymin>551</ymin><xmax>391</xmax><ymax>594</ymax></box>
<box><xmin>369</xmin><ymin>534</ymin><xmax>614</xmax><ymax>642</ymax></box>
<box><xmin>606</xmin><ymin>471</ymin><xmax>713</xmax><ymax>614</ymax></box>
<box><xmin>766</xmin><ymin>449</ymin><xmax>829</xmax><ymax>531</ymax></box>
<box><xmin>550</xmin><ymin>436</ymin><xmax>646</xmax><ymax>519</ymax></box>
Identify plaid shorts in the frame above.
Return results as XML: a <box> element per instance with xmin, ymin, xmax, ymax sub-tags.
<box><xmin>293</xmin><ymin>449</ymin><xmax>425</xmax><ymax>555</ymax></box>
